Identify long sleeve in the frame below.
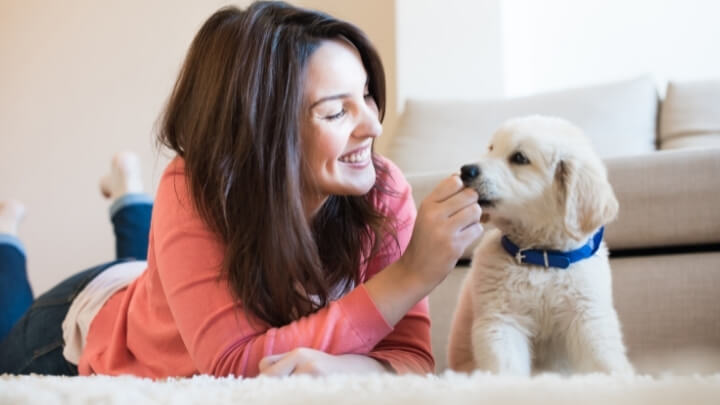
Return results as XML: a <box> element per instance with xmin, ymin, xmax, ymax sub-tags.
<box><xmin>81</xmin><ymin>156</ymin><xmax>431</xmax><ymax>378</ymax></box>
<box><xmin>150</xmin><ymin>159</ymin><xmax>395</xmax><ymax>377</ymax></box>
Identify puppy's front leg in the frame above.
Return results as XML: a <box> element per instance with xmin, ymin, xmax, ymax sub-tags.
<box><xmin>471</xmin><ymin>317</ymin><xmax>532</xmax><ymax>376</ymax></box>
<box><xmin>566</xmin><ymin>309</ymin><xmax>634</xmax><ymax>375</ymax></box>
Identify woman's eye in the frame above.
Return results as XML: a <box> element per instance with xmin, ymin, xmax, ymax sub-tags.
<box><xmin>326</xmin><ymin>109</ymin><xmax>346</xmax><ymax>121</ymax></box>
<box><xmin>509</xmin><ymin>151</ymin><xmax>530</xmax><ymax>165</ymax></box>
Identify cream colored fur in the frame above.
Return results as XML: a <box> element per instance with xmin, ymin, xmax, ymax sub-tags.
<box><xmin>448</xmin><ymin>116</ymin><xmax>633</xmax><ymax>376</ymax></box>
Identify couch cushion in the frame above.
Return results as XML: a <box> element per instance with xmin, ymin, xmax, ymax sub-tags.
<box><xmin>660</xmin><ymin>79</ymin><xmax>720</xmax><ymax>150</ymax></box>
<box><xmin>428</xmin><ymin>265</ymin><xmax>470</xmax><ymax>372</ymax></box>
<box><xmin>661</xmin><ymin>134</ymin><xmax>720</xmax><ymax>150</ymax></box>
<box><xmin>611</xmin><ymin>251</ymin><xmax>720</xmax><ymax>374</ymax></box>
<box><xmin>387</xmin><ymin>76</ymin><xmax>659</xmax><ymax>174</ymax></box>
<box><xmin>605</xmin><ymin>148</ymin><xmax>720</xmax><ymax>250</ymax></box>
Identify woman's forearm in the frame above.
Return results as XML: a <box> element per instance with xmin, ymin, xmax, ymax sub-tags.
<box><xmin>363</xmin><ymin>260</ymin><xmax>432</xmax><ymax>327</ymax></box>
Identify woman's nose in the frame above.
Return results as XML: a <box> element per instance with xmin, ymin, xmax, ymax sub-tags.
<box><xmin>354</xmin><ymin>99</ymin><xmax>382</xmax><ymax>138</ymax></box>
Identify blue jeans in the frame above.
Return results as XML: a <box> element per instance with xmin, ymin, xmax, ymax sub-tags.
<box><xmin>0</xmin><ymin>194</ymin><xmax>152</xmax><ymax>375</ymax></box>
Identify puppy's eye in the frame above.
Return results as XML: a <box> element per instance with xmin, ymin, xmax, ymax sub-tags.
<box><xmin>509</xmin><ymin>151</ymin><xmax>530</xmax><ymax>165</ymax></box>
<box><xmin>488</xmin><ymin>144</ymin><xmax>494</xmax><ymax>152</ymax></box>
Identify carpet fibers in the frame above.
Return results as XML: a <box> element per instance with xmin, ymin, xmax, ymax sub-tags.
<box><xmin>2</xmin><ymin>372</ymin><xmax>720</xmax><ymax>405</ymax></box>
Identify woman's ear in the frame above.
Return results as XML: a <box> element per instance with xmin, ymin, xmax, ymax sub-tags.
<box><xmin>556</xmin><ymin>157</ymin><xmax>618</xmax><ymax>240</ymax></box>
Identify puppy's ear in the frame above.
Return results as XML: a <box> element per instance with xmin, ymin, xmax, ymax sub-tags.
<box><xmin>556</xmin><ymin>158</ymin><xmax>618</xmax><ymax>240</ymax></box>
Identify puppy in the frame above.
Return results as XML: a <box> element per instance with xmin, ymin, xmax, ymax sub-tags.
<box><xmin>447</xmin><ymin>115</ymin><xmax>633</xmax><ymax>376</ymax></box>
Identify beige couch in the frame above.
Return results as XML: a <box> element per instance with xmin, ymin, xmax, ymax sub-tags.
<box><xmin>385</xmin><ymin>76</ymin><xmax>720</xmax><ymax>374</ymax></box>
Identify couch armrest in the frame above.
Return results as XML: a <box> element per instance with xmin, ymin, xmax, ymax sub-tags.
<box><xmin>605</xmin><ymin>148</ymin><xmax>720</xmax><ymax>250</ymax></box>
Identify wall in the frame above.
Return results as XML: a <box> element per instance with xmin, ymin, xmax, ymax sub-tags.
<box><xmin>0</xmin><ymin>0</ymin><xmax>393</xmax><ymax>295</ymax></box>
<box><xmin>500</xmin><ymin>0</ymin><xmax>720</xmax><ymax>97</ymax></box>
<box><xmin>0</xmin><ymin>0</ymin><xmax>237</xmax><ymax>294</ymax></box>
<box><xmin>395</xmin><ymin>0</ymin><xmax>504</xmax><ymax>108</ymax></box>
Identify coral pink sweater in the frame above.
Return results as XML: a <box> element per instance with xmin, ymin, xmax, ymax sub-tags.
<box><xmin>79</xmin><ymin>156</ymin><xmax>433</xmax><ymax>378</ymax></box>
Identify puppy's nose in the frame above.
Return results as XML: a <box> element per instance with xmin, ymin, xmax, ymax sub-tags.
<box><xmin>460</xmin><ymin>164</ymin><xmax>481</xmax><ymax>183</ymax></box>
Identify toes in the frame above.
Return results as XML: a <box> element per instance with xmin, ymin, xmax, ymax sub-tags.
<box><xmin>0</xmin><ymin>200</ymin><xmax>26</xmax><ymax>220</ymax></box>
<box><xmin>0</xmin><ymin>199</ymin><xmax>26</xmax><ymax>235</ymax></box>
<box><xmin>113</xmin><ymin>151</ymin><xmax>141</xmax><ymax>175</ymax></box>
<box><xmin>99</xmin><ymin>175</ymin><xmax>112</xmax><ymax>199</ymax></box>
<box><xmin>99</xmin><ymin>151</ymin><xmax>144</xmax><ymax>199</ymax></box>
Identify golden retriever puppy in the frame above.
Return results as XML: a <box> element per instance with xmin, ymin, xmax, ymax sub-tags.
<box><xmin>447</xmin><ymin>115</ymin><xmax>633</xmax><ymax>376</ymax></box>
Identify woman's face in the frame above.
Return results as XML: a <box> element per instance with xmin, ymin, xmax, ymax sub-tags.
<box><xmin>300</xmin><ymin>39</ymin><xmax>382</xmax><ymax>218</ymax></box>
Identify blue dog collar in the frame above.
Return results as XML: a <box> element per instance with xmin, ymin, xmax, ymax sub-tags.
<box><xmin>500</xmin><ymin>227</ymin><xmax>605</xmax><ymax>269</ymax></box>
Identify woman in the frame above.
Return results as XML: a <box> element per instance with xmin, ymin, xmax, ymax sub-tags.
<box><xmin>0</xmin><ymin>1</ymin><xmax>482</xmax><ymax>378</ymax></box>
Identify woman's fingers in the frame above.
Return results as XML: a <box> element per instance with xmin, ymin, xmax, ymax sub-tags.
<box><xmin>449</xmin><ymin>199</ymin><xmax>483</xmax><ymax>229</ymax></box>
<box><xmin>447</xmin><ymin>201</ymin><xmax>483</xmax><ymax>252</ymax></box>
<box><xmin>426</xmin><ymin>174</ymin><xmax>465</xmax><ymax>203</ymax></box>
<box><xmin>259</xmin><ymin>353</ymin><xmax>297</xmax><ymax>377</ymax></box>
<box><xmin>259</xmin><ymin>348</ymin><xmax>332</xmax><ymax>377</ymax></box>
<box><xmin>258</xmin><ymin>353</ymin><xmax>282</xmax><ymax>372</ymax></box>
<box><xmin>422</xmin><ymin>174</ymin><xmax>479</xmax><ymax>219</ymax></box>
<box><xmin>440</xmin><ymin>187</ymin><xmax>480</xmax><ymax>218</ymax></box>
<box><xmin>460</xmin><ymin>221</ymin><xmax>484</xmax><ymax>245</ymax></box>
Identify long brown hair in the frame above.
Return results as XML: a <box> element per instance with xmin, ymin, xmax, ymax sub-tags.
<box><xmin>158</xmin><ymin>1</ymin><xmax>396</xmax><ymax>327</ymax></box>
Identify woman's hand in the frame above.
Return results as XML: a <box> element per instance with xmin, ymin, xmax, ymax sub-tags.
<box><xmin>258</xmin><ymin>348</ymin><xmax>389</xmax><ymax>377</ymax></box>
<box><xmin>401</xmin><ymin>174</ymin><xmax>483</xmax><ymax>286</ymax></box>
<box><xmin>365</xmin><ymin>174</ymin><xmax>483</xmax><ymax>326</ymax></box>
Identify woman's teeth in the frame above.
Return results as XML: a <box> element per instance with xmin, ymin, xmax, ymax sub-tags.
<box><xmin>339</xmin><ymin>147</ymin><xmax>370</xmax><ymax>163</ymax></box>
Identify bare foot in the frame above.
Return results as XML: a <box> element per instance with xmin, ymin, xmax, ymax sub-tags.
<box><xmin>0</xmin><ymin>200</ymin><xmax>26</xmax><ymax>236</ymax></box>
<box><xmin>99</xmin><ymin>151</ymin><xmax>144</xmax><ymax>200</ymax></box>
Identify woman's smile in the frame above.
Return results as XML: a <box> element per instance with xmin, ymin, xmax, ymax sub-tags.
<box><xmin>338</xmin><ymin>144</ymin><xmax>372</xmax><ymax>166</ymax></box>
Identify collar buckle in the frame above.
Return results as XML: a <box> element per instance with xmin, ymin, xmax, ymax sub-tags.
<box><xmin>515</xmin><ymin>250</ymin><xmax>526</xmax><ymax>264</ymax></box>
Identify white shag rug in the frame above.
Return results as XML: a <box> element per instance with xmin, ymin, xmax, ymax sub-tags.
<box><xmin>2</xmin><ymin>372</ymin><xmax>720</xmax><ymax>405</ymax></box>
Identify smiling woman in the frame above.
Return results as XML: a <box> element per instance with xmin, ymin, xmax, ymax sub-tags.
<box><xmin>0</xmin><ymin>0</ymin><xmax>483</xmax><ymax>379</ymax></box>
<box><xmin>301</xmin><ymin>39</ymin><xmax>383</xmax><ymax>216</ymax></box>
